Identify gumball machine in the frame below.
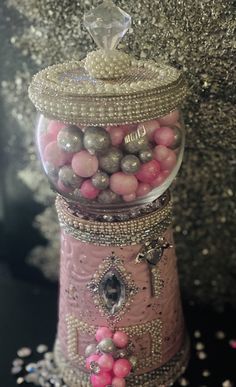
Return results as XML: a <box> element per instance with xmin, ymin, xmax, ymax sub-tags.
<box><xmin>29</xmin><ymin>1</ymin><xmax>189</xmax><ymax>386</ymax></box>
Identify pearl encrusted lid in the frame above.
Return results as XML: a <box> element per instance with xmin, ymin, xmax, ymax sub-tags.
<box><xmin>29</xmin><ymin>0</ymin><xmax>187</xmax><ymax>126</ymax></box>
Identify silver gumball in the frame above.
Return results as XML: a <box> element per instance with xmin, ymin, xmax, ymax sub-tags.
<box><xmin>139</xmin><ymin>149</ymin><xmax>153</xmax><ymax>163</ymax></box>
<box><xmin>121</xmin><ymin>155</ymin><xmax>140</xmax><ymax>174</ymax></box>
<box><xmin>83</xmin><ymin>126</ymin><xmax>111</xmax><ymax>154</ymax></box>
<box><xmin>98</xmin><ymin>189</ymin><xmax>121</xmax><ymax>204</ymax></box>
<box><xmin>170</xmin><ymin>126</ymin><xmax>182</xmax><ymax>149</ymax></box>
<box><xmin>57</xmin><ymin>125</ymin><xmax>83</xmax><ymax>153</ymax></box>
<box><xmin>99</xmin><ymin>147</ymin><xmax>123</xmax><ymax>173</ymax></box>
<box><xmin>85</xmin><ymin>344</ymin><xmax>97</xmax><ymax>358</ymax></box>
<box><xmin>129</xmin><ymin>355</ymin><xmax>138</xmax><ymax>369</ymax></box>
<box><xmin>59</xmin><ymin>166</ymin><xmax>83</xmax><ymax>188</ymax></box>
<box><xmin>91</xmin><ymin>171</ymin><xmax>109</xmax><ymax>190</ymax></box>
<box><xmin>124</xmin><ymin>135</ymin><xmax>148</xmax><ymax>154</ymax></box>
<box><xmin>98</xmin><ymin>338</ymin><xmax>115</xmax><ymax>353</ymax></box>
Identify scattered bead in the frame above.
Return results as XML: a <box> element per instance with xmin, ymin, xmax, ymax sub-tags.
<box><xmin>12</xmin><ymin>359</ymin><xmax>24</xmax><ymax>367</ymax></box>
<box><xmin>11</xmin><ymin>366</ymin><xmax>22</xmax><ymax>375</ymax></box>
<box><xmin>25</xmin><ymin>362</ymin><xmax>37</xmax><ymax>372</ymax></box>
<box><xmin>84</xmin><ymin>126</ymin><xmax>111</xmax><ymax>154</ymax></box>
<box><xmin>72</xmin><ymin>150</ymin><xmax>98</xmax><ymax>177</ymax></box>
<box><xmin>17</xmin><ymin>347</ymin><xmax>32</xmax><ymax>358</ymax></box>
<box><xmin>16</xmin><ymin>377</ymin><xmax>25</xmax><ymax>384</ymax></box>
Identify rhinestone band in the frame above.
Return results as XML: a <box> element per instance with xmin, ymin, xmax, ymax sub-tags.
<box><xmin>29</xmin><ymin>59</ymin><xmax>187</xmax><ymax>126</ymax></box>
<box><xmin>55</xmin><ymin>195</ymin><xmax>173</xmax><ymax>246</ymax></box>
<box><xmin>53</xmin><ymin>336</ymin><xmax>190</xmax><ymax>387</ymax></box>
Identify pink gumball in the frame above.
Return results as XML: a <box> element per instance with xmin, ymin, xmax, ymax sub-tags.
<box><xmin>44</xmin><ymin>141</ymin><xmax>72</xmax><ymax>167</ymax></box>
<box><xmin>139</xmin><ymin>120</ymin><xmax>160</xmax><ymax>140</ymax></box>
<box><xmin>113</xmin><ymin>359</ymin><xmax>131</xmax><ymax>378</ymax></box>
<box><xmin>160</xmin><ymin>150</ymin><xmax>177</xmax><ymax>170</ymax></box>
<box><xmin>120</xmin><ymin>124</ymin><xmax>137</xmax><ymax>134</ymax></box>
<box><xmin>136</xmin><ymin>183</ymin><xmax>151</xmax><ymax>197</ymax></box>
<box><xmin>86</xmin><ymin>354</ymin><xmax>100</xmax><ymax>370</ymax></box>
<box><xmin>113</xmin><ymin>331</ymin><xmax>129</xmax><ymax>348</ymax></box>
<box><xmin>154</xmin><ymin>127</ymin><xmax>175</xmax><ymax>147</ymax></box>
<box><xmin>110</xmin><ymin>173</ymin><xmax>138</xmax><ymax>196</ymax></box>
<box><xmin>48</xmin><ymin>120</ymin><xmax>66</xmax><ymax>139</ymax></box>
<box><xmin>57</xmin><ymin>179</ymin><xmax>73</xmax><ymax>194</ymax></box>
<box><xmin>112</xmin><ymin>377</ymin><xmax>126</xmax><ymax>387</ymax></box>
<box><xmin>158</xmin><ymin>110</ymin><xmax>180</xmax><ymax>126</ymax></box>
<box><xmin>96</xmin><ymin>327</ymin><xmax>113</xmax><ymax>342</ymax></box>
<box><xmin>151</xmin><ymin>170</ymin><xmax>169</xmax><ymax>188</ymax></box>
<box><xmin>108</xmin><ymin>126</ymin><xmax>124</xmax><ymax>146</ymax></box>
<box><xmin>91</xmin><ymin>371</ymin><xmax>112</xmax><ymax>387</ymax></box>
<box><xmin>98</xmin><ymin>354</ymin><xmax>114</xmax><ymax>371</ymax></box>
<box><xmin>80</xmin><ymin>180</ymin><xmax>100</xmax><ymax>199</ymax></box>
<box><xmin>122</xmin><ymin>193</ymin><xmax>136</xmax><ymax>202</ymax></box>
<box><xmin>153</xmin><ymin>145</ymin><xmax>171</xmax><ymax>162</ymax></box>
<box><xmin>135</xmin><ymin>160</ymin><xmax>160</xmax><ymax>183</ymax></box>
<box><xmin>72</xmin><ymin>150</ymin><xmax>98</xmax><ymax>177</ymax></box>
<box><xmin>39</xmin><ymin>132</ymin><xmax>54</xmax><ymax>151</ymax></box>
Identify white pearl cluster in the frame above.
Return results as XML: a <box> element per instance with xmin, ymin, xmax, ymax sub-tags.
<box><xmin>85</xmin><ymin>49</ymin><xmax>131</xmax><ymax>79</ymax></box>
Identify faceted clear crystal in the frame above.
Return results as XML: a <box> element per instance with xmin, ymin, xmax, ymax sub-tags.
<box><xmin>99</xmin><ymin>269</ymin><xmax>126</xmax><ymax>315</ymax></box>
<box><xmin>84</xmin><ymin>0</ymin><xmax>131</xmax><ymax>50</ymax></box>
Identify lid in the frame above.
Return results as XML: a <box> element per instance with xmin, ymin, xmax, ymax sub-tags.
<box><xmin>29</xmin><ymin>0</ymin><xmax>187</xmax><ymax>126</ymax></box>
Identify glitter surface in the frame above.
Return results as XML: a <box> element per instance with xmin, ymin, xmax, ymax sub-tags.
<box><xmin>1</xmin><ymin>0</ymin><xmax>236</xmax><ymax>308</ymax></box>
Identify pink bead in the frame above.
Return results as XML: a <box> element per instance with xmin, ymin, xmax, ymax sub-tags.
<box><xmin>39</xmin><ymin>132</ymin><xmax>54</xmax><ymax>151</ymax></box>
<box><xmin>44</xmin><ymin>141</ymin><xmax>72</xmax><ymax>167</ymax></box>
<box><xmin>86</xmin><ymin>354</ymin><xmax>100</xmax><ymax>370</ymax></box>
<box><xmin>136</xmin><ymin>183</ymin><xmax>151</xmax><ymax>197</ymax></box>
<box><xmin>153</xmin><ymin>145</ymin><xmax>171</xmax><ymax>162</ymax></box>
<box><xmin>154</xmin><ymin>127</ymin><xmax>175</xmax><ymax>147</ymax></box>
<box><xmin>120</xmin><ymin>124</ymin><xmax>137</xmax><ymax>134</ymax></box>
<box><xmin>57</xmin><ymin>179</ymin><xmax>73</xmax><ymax>194</ymax></box>
<box><xmin>113</xmin><ymin>331</ymin><xmax>129</xmax><ymax>348</ymax></box>
<box><xmin>96</xmin><ymin>327</ymin><xmax>113</xmax><ymax>342</ymax></box>
<box><xmin>135</xmin><ymin>160</ymin><xmax>161</xmax><ymax>183</ymax></box>
<box><xmin>48</xmin><ymin>120</ymin><xmax>66</xmax><ymax>139</ymax></box>
<box><xmin>151</xmin><ymin>170</ymin><xmax>169</xmax><ymax>188</ymax></box>
<box><xmin>112</xmin><ymin>377</ymin><xmax>126</xmax><ymax>387</ymax></box>
<box><xmin>72</xmin><ymin>150</ymin><xmax>98</xmax><ymax>177</ymax></box>
<box><xmin>113</xmin><ymin>359</ymin><xmax>131</xmax><ymax>378</ymax></box>
<box><xmin>80</xmin><ymin>180</ymin><xmax>100</xmax><ymax>199</ymax></box>
<box><xmin>108</xmin><ymin>126</ymin><xmax>124</xmax><ymax>146</ymax></box>
<box><xmin>110</xmin><ymin>173</ymin><xmax>138</xmax><ymax>195</ymax></box>
<box><xmin>91</xmin><ymin>371</ymin><xmax>112</xmax><ymax>387</ymax></box>
<box><xmin>122</xmin><ymin>193</ymin><xmax>136</xmax><ymax>202</ymax></box>
<box><xmin>160</xmin><ymin>150</ymin><xmax>177</xmax><ymax>170</ymax></box>
<box><xmin>98</xmin><ymin>354</ymin><xmax>114</xmax><ymax>371</ymax></box>
<box><xmin>139</xmin><ymin>120</ymin><xmax>160</xmax><ymax>140</ymax></box>
<box><xmin>158</xmin><ymin>110</ymin><xmax>180</xmax><ymax>126</ymax></box>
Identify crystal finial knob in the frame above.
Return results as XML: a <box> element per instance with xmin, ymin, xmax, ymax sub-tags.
<box><xmin>84</xmin><ymin>0</ymin><xmax>131</xmax><ymax>51</ymax></box>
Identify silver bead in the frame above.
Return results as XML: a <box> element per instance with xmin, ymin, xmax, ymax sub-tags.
<box><xmin>170</xmin><ymin>126</ymin><xmax>182</xmax><ymax>149</ymax></box>
<box><xmin>121</xmin><ymin>155</ymin><xmax>140</xmax><ymax>174</ymax></box>
<box><xmin>139</xmin><ymin>149</ymin><xmax>153</xmax><ymax>163</ymax></box>
<box><xmin>58</xmin><ymin>166</ymin><xmax>83</xmax><ymax>188</ymax></box>
<box><xmin>124</xmin><ymin>135</ymin><xmax>148</xmax><ymax>154</ymax></box>
<box><xmin>85</xmin><ymin>344</ymin><xmax>97</xmax><ymax>358</ymax></box>
<box><xmin>98</xmin><ymin>338</ymin><xmax>115</xmax><ymax>353</ymax></box>
<box><xmin>83</xmin><ymin>126</ymin><xmax>111</xmax><ymax>154</ymax></box>
<box><xmin>57</xmin><ymin>125</ymin><xmax>83</xmax><ymax>153</ymax></box>
<box><xmin>98</xmin><ymin>189</ymin><xmax>121</xmax><ymax>204</ymax></box>
<box><xmin>99</xmin><ymin>147</ymin><xmax>123</xmax><ymax>173</ymax></box>
<box><xmin>91</xmin><ymin>171</ymin><xmax>109</xmax><ymax>190</ymax></box>
<box><xmin>115</xmin><ymin>349</ymin><xmax>128</xmax><ymax>358</ymax></box>
<box><xmin>129</xmin><ymin>355</ymin><xmax>138</xmax><ymax>368</ymax></box>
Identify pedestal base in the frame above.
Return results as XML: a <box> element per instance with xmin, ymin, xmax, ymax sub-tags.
<box><xmin>54</xmin><ymin>337</ymin><xmax>190</xmax><ymax>387</ymax></box>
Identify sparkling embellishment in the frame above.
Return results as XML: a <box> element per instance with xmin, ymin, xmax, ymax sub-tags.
<box><xmin>17</xmin><ymin>347</ymin><xmax>32</xmax><ymax>358</ymax></box>
<box><xmin>36</xmin><ymin>344</ymin><xmax>48</xmax><ymax>354</ymax></box>
<box><xmin>87</xmin><ymin>255</ymin><xmax>138</xmax><ymax>323</ymax></box>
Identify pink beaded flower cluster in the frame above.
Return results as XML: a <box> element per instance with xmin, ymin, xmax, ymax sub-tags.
<box><xmin>38</xmin><ymin>110</ymin><xmax>182</xmax><ymax>204</ymax></box>
<box><xmin>85</xmin><ymin>326</ymin><xmax>136</xmax><ymax>387</ymax></box>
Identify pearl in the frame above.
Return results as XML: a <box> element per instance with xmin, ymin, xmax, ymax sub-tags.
<box><xmin>113</xmin><ymin>359</ymin><xmax>131</xmax><ymax>378</ymax></box>
<box><xmin>136</xmin><ymin>183</ymin><xmax>151</xmax><ymax>197</ymax></box>
<box><xmin>44</xmin><ymin>141</ymin><xmax>72</xmax><ymax>167</ymax></box>
<box><xmin>98</xmin><ymin>354</ymin><xmax>114</xmax><ymax>371</ymax></box>
<box><xmin>95</xmin><ymin>327</ymin><xmax>113</xmax><ymax>342</ymax></box>
<box><xmin>121</xmin><ymin>155</ymin><xmax>140</xmax><ymax>174</ymax></box>
<box><xmin>111</xmin><ymin>377</ymin><xmax>126</xmax><ymax>387</ymax></box>
<box><xmin>92</xmin><ymin>171</ymin><xmax>109</xmax><ymax>190</ymax></box>
<box><xmin>90</xmin><ymin>371</ymin><xmax>112</xmax><ymax>387</ymax></box>
<box><xmin>57</xmin><ymin>125</ymin><xmax>83</xmax><ymax>153</ymax></box>
<box><xmin>135</xmin><ymin>160</ymin><xmax>161</xmax><ymax>183</ymax></box>
<box><xmin>99</xmin><ymin>147</ymin><xmax>123</xmax><ymax>174</ymax></box>
<box><xmin>72</xmin><ymin>150</ymin><xmax>98</xmax><ymax>177</ymax></box>
<box><xmin>85</xmin><ymin>344</ymin><xmax>97</xmax><ymax>358</ymax></box>
<box><xmin>83</xmin><ymin>126</ymin><xmax>111</xmax><ymax>154</ymax></box>
<box><xmin>113</xmin><ymin>332</ymin><xmax>129</xmax><ymax>348</ymax></box>
<box><xmin>110</xmin><ymin>173</ymin><xmax>138</xmax><ymax>196</ymax></box>
<box><xmin>86</xmin><ymin>354</ymin><xmax>100</xmax><ymax>370</ymax></box>
<box><xmin>158</xmin><ymin>110</ymin><xmax>180</xmax><ymax>126</ymax></box>
<box><xmin>58</xmin><ymin>165</ymin><xmax>83</xmax><ymax>188</ymax></box>
<box><xmin>80</xmin><ymin>180</ymin><xmax>100</xmax><ymax>199</ymax></box>
<box><xmin>139</xmin><ymin>149</ymin><xmax>153</xmax><ymax>163</ymax></box>
<box><xmin>98</xmin><ymin>338</ymin><xmax>116</xmax><ymax>354</ymax></box>
<box><xmin>98</xmin><ymin>189</ymin><xmax>121</xmax><ymax>204</ymax></box>
<box><xmin>154</xmin><ymin>126</ymin><xmax>175</xmax><ymax>147</ymax></box>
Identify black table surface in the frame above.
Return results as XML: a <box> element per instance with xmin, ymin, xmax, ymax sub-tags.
<box><xmin>0</xmin><ymin>262</ymin><xmax>236</xmax><ymax>387</ymax></box>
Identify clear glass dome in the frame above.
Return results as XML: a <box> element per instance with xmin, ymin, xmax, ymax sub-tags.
<box><xmin>36</xmin><ymin>109</ymin><xmax>185</xmax><ymax>208</ymax></box>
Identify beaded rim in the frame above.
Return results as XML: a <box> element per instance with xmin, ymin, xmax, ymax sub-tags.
<box><xmin>29</xmin><ymin>59</ymin><xmax>188</xmax><ymax>125</ymax></box>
